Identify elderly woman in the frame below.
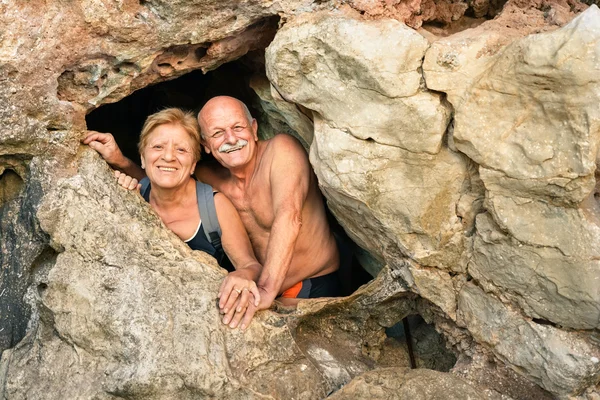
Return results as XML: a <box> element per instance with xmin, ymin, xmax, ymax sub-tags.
<box><xmin>84</xmin><ymin>108</ymin><xmax>260</xmax><ymax>330</ymax></box>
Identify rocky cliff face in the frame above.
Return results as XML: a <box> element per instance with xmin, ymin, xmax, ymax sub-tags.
<box><xmin>0</xmin><ymin>0</ymin><xmax>599</xmax><ymax>399</ymax></box>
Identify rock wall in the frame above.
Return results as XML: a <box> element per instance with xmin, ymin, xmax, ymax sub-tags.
<box><xmin>265</xmin><ymin>3</ymin><xmax>600</xmax><ymax>398</ymax></box>
<box><xmin>0</xmin><ymin>0</ymin><xmax>599</xmax><ymax>399</ymax></box>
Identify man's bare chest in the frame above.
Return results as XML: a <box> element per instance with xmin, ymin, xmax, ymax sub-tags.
<box><xmin>226</xmin><ymin>186</ymin><xmax>273</xmax><ymax>232</ymax></box>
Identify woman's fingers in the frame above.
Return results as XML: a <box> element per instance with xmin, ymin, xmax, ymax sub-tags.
<box><xmin>222</xmin><ymin>286</ymin><xmax>242</xmax><ymax>315</ymax></box>
<box><xmin>222</xmin><ymin>289</ymin><xmax>243</xmax><ymax>325</ymax></box>
<box><xmin>114</xmin><ymin>170</ymin><xmax>139</xmax><ymax>190</ymax></box>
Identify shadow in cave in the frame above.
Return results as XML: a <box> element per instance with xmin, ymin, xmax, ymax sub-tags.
<box><xmin>85</xmin><ymin>57</ymin><xmax>374</xmax><ymax>295</ymax></box>
<box><xmin>86</xmin><ymin>59</ymin><xmax>263</xmax><ymax>167</ymax></box>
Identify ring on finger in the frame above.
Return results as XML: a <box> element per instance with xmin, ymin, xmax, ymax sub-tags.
<box><xmin>234</xmin><ymin>288</ymin><xmax>242</xmax><ymax>294</ymax></box>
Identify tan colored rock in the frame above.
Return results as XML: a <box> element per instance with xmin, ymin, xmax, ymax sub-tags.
<box><xmin>1</xmin><ymin>153</ymin><xmax>421</xmax><ymax>398</ymax></box>
<box><xmin>249</xmin><ymin>74</ymin><xmax>314</xmax><ymax>147</ymax></box>
<box><xmin>469</xmin><ymin>201</ymin><xmax>600</xmax><ymax>329</ymax></box>
<box><xmin>423</xmin><ymin>29</ymin><xmax>514</xmax><ymax>109</ymax></box>
<box><xmin>328</xmin><ymin>367</ymin><xmax>504</xmax><ymax>400</ymax></box>
<box><xmin>458</xmin><ymin>283</ymin><xmax>600</xmax><ymax>396</ymax></box>
<box><xmin>266</xmin><ymin>12</ymin><xmax>451</xmax><ymax>154</ymax></box>
<box><xmin>1</xmin><ymin>151</ymin><xmax>330</xmax><ymax>400</ymax></box>
<box><xmin>309</xmin><ymin>120</ymin><xmax>469</xmax><ymax>273</ymax></box>
<box><xmin>452</xmin><ymin>6</ymin><xmax>600</xmax><ymax>204</ymax></box>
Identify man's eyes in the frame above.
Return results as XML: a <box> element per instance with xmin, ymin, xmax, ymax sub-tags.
<box><xmin>211</xmin><ymin>126</ymin><xmax>246</xmax><ymax>137</ymax></box>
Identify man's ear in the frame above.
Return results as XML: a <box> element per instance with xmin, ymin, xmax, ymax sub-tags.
<box><xmin>251</xmin><ymin>118</ymin><xmax>258</xmax><ymax>141</ymax></box>
<box><xmin>200</xmin><ymin>133</ymin><xmax>211</xmax><ymax>154</ymax></box>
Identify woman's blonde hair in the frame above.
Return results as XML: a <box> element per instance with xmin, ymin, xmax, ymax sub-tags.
<box><xmin>138</xmin><ymin>108</ymin><xmax>201</xmax><ymax>162</ymax></box>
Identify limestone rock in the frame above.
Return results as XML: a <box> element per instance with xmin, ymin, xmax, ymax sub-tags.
<box><xmin>266</xmin><ymin>12</ymin><xmax>451</xmax><ymax>154</ymax></box>
<box><xmin>0</xmin><ymin>153</ymin><xmax>420</xmax><ymax>398</ymax></box>
<box><xmin>328</xmin><ymin>367</ymin><xmax>504</xmax><ymax>400</ymax></box>
<box><xmin>250</xmin><ymin>74</ymin><xmax>314</xmax><ymax>147</ymax></box>
<box><xmin>458</xmin><ymin>283</ymin><xmax>600</xmax><ymax>396</ymax></box>
<box><xmin>309</xmin><ymin>120</ymin><xmax>469</xmax><ymax>274</ymax></box>
<box><xmin>469</xmin><ymin>202</ymin><xmax>600</xmax><ymax>329</ymax></box>
<box><xmin>452</xmin><ymin>6</ymin><xmax>600</xmax><ymax>205</ymax></box>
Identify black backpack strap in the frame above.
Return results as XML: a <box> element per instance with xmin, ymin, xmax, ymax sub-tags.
<box><xmin>196</xmin><ymin>181</ymin><xmax>223</xmax><ymax>254</ymax></box>
<box><xmin>139</xmin><ymin>177</ymin><xmax>151</xmax><ymax>202</ymax></box>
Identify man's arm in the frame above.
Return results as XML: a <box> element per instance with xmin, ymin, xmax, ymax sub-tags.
<box><xmin>256</xmin><ymin>135</ymin><xmax>311</xmax><ymax>308</ymax></box>
<box><xmin>214</xmin><ymin>193</ymin><xmax>262</xmax><ymax>330</ymax></box>
<box><xmin>82</xmin><ymin>131</ymin><xmax>145</xmax><ymax>180</ymax></box>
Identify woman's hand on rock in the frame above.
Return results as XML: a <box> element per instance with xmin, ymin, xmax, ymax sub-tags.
<box><xmin>114</xmin><ymin>170</ymin><xmax>140</xmax><ymax>191</ymax></box>
<box><xmin>218</xmin><ymin>270</ymin><xmax>261</xmax><ymax>330</ymax></box>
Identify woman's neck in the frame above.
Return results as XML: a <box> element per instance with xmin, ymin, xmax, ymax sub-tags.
<box><xmin>149</xmin><ymin>177</ymin><xmax>196</xmax><ymax>210</ymax></box>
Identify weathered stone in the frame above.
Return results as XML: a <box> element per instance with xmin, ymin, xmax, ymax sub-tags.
<box><xmin>452</xmin><ymin>6</ymin><xmax>600</xmax><ymax>205</ymax></box>
<box><xmin>452</xmin><ymin>353</ymin><xmax>555</xmax><ymax>400</ymax></box>
<box><xmin>266</xmin><ymin>12</ymin><xmax>451</xmax><ymax>154</ymax></box>
<box><xmin>469</xmin><ymin>203</ymin><xmax>600</xmax><ymax>329</ymax></box>
<box><xmin>423</xmin><ymin>29</ymin><xmax>514</xmax><ymax>109</ymax></box>
<box><xmin>309</xmin><ymin>119</ymin><xmax>469</xmax><ymax>274</ymax></box>
<box><xmin>341</xmin><ymin>0</ymin><xmax>470</xmax><ymax>29</ymax></box>
<box><xmin>250</xmin><ymin>74</ymin><xmax>314</xmax><ymax>148</ymax></box>
<box><xmin>457</xmin><ymin>283</ymin><xmax>600</xmax><ymax>396</ymax></box>
<box><xmin>328</xmin><ymin>367</ymin><xmax>504</xmax><ymax>400</ymax></box>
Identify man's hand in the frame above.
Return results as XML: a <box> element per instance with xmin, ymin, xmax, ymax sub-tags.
<box><xmin>218</xmin><ymin>270</ymin><xmax>261</xmax><ymax>330</ymax></box>
<box><xmin>82</xmin><ymin>131</ymin><xmax>127</xmax><ymax>169</ymax></box>
<box><xmin>114</xmin><ymin>170</ymin><xmax>141</xmax><ymax>191</ymax></box>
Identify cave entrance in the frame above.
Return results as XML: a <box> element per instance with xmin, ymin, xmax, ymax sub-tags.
<box><xmin>86</xmin><ymin>56</ymin><xmax>268</xmax><ymax>166</ymax></box>
<box><xmin>83</xmin><ymin>49</ymin><xmax>451</xmax><ymax>374</ymax></box>
<box><xmin>85</xmin><ymin>55</ymin><xmax>373</xmax><ymax>294</ymax></box>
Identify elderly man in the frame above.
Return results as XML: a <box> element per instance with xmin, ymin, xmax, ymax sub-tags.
<box><xmin>83</xmin><ymin>96</ymin><xmax>341</xmax><ymax>330</ymax></box>
<box><xmin>197</xmin><ymin>96</ymin><xmax>340</xmax><ymax>317</ymax></box>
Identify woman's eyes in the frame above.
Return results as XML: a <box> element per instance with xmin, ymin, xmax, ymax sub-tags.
<box><xmin>151</xmin><ymin>145</ymin><xmax>189</xmax><ymax>153</ymax></box>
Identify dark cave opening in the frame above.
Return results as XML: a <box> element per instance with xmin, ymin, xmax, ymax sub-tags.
<box><xmin>85</xmin><ymin>57</ymin><xmax>266</xmax><ymax>167</ymax></box>
<box><xmin>85</xmin><ymin>55</ymin><xmax>373</xmax><ymax>295</ymax></box>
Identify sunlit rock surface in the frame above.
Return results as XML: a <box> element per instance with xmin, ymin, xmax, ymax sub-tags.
<box><xmin>1</xmin><ymin>0</ymin><xmax>600</xmax><ymax>399</ymax></box>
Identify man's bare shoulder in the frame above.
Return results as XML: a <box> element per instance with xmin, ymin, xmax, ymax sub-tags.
<box><xmin>264</xmin><ymin>134</ymin><xmax>308</xmax><ymax>161</ymax></box>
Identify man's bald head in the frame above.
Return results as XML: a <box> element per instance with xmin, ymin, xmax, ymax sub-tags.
<box><xmin>198</xmin><ymin>96</ymin><xmax>253</xmax><ymax>139</ymax></box>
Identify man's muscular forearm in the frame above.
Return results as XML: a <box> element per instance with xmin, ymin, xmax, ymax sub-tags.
<box><xmin>256</xmin><ymin>209</ymin><xmax>302</xmax><ymax>306</ymax></box>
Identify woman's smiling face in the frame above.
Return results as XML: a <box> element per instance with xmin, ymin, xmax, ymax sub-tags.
<box><xmin>141</xmin><ymin>123</ymin><xmax>197</xmax><ymax>190</ymax></box>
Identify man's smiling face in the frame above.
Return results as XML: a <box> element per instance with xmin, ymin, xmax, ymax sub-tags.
<box><xmin>198</xmin><ymin>97</ymin><xmax>259</xmax><ymax>171</ymax></box>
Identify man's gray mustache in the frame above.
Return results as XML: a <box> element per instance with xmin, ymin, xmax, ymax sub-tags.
<box><xmin>219</xmin><ymin>139</ymin><xmax>248</xmax><ymax>153</ymax></box>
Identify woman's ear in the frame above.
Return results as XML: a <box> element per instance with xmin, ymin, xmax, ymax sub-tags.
<box><xmin>140</xmin><ymin>155</ymin><xmax>146</xmax><ymax>169</ymax></box>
